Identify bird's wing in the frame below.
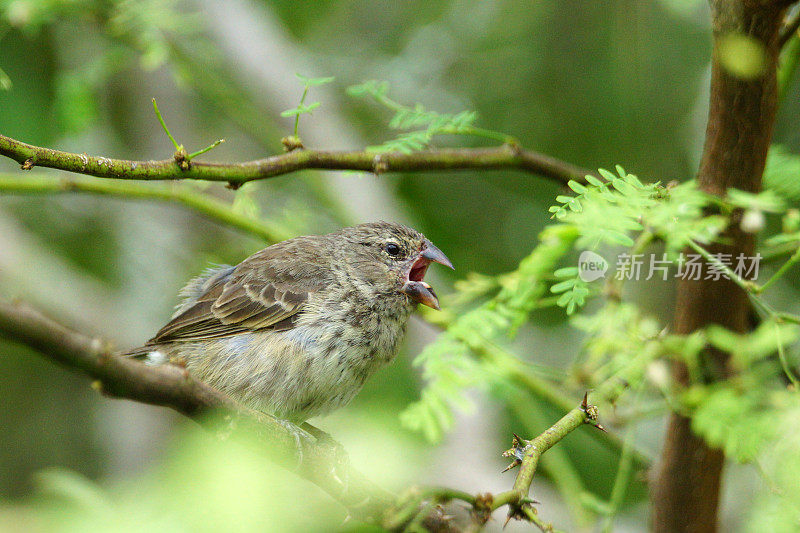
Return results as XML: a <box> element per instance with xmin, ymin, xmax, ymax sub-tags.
<box><xmin>148</xmin><ymin>236</ymin><xmax>333</xmax><ymax>344</ymax></box>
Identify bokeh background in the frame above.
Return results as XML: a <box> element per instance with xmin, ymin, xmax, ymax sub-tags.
<box><xmin>1</xmin><ymin>1</ymin><xmax>797</xmax><ymax>531</ymax></box>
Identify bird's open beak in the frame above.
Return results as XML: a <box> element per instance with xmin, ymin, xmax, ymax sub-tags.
<box><xmin>401</xmin><ymin>240</ymin><xmax>454</xmax><ymax>310</ymax></box>
<box><xmin>420</xmin><ymin>241</ymin><xmax>454</xmax><ymax>270</ymax></box>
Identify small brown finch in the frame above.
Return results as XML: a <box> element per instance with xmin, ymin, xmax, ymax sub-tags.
<box><xmin>126</xmin><ymin>222</ymin><xmax>452</xmax><ymax>422</ymax></box>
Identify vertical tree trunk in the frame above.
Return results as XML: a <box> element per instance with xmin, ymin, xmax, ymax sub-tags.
<box><xmin>651</xmin><ymin>2</ymin><xmax>793</xmax><ymax>532</ymax></box>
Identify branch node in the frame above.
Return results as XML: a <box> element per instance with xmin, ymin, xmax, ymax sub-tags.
<box><xmin>281</xmin><ymin>135</ymin><xmax>304</xmax><ymax>152</ymax></box>
<box><xmin>580</xmin><ymin>391</ymin><xmax>606</xmax><ymax>431</ymax></box>
<box><xmin>504</xmin><ymin>140</ymin><xmax>522</xmax><ymax>157</ymax></box>
<box><xmin>472</xmin><ymin>492</ymin><xmax>494</xmax><ymax>525</ymax></box>
<box><xmin>226</xmin><ymin>181</ymin><xmax>242</xmax><ymax>190</ymax></box>
<box><xmin>21</xmin><ymin>158</ymin><xmax>34</xmax><ymax>170</ymax></box>
<box><xmin>372</xmin><ymin>154</ymin><xmax>388</xmax><ymax>175</ymax></box>
<box><xmin>173</xmin><ymin>147</ymin><xmax>191</xmax><ymax>171</ymax></box>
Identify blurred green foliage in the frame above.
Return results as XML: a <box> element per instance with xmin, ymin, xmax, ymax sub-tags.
<box><xmin>3</xmin><ymin>0</ymin><xmax>800</xmax><ymax>532</ymax></box>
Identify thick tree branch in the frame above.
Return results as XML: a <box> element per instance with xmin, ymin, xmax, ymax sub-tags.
<box><xmin>0</xmin><ymin>298</ymin><xmax>397</xmax><ymax>523</ymax></box>
<box><xmin>0</xmin><ymin>133</ymin><xmax>590</xmax><ymax>186</ymax></box>
<box><xmin>653</xmin><ymin>1</ymin><xmax>795</xmax><ymax>532</ymax></box>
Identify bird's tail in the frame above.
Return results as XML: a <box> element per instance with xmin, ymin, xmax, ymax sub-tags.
<box><xmin>116</xmin><ymin>344</ymin><xmax>169</xmax><ymax>366</ymax></box>
<box><xmin>117</xmin><ymin>345</ymin><xmax>151</xmax><ymax>359</ymax></box>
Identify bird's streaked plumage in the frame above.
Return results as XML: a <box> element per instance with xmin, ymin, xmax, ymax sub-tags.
<box><xmin>125</xmin><ymin>222</ymin><xmax>452</xmax><ymax>422</ymax></box>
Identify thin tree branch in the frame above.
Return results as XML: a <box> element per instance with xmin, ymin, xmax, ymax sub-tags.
<box><xmin>406</xmin><ymin>396</ymin><xmax>601</xmax><ymax>532</ymax></box>
<box><xmin>0</xmin><ymin>173</ymin><xmax>286</xmax><ymax>243</ymax></box>
<box><xmin>0</xmin><ymin>133</ymin><xmax>590</xmax><ymax>186</ymax></box>
<box><xmin>459</xmin><ymin>394</ymin><xmax>603</xmax><ymax>530</ymax></box>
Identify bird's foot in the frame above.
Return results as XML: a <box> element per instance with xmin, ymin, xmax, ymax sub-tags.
<box><xmin>301</xmin><ymin>422</ymin><xmax>350</xmax><ymax>491</ymax></box>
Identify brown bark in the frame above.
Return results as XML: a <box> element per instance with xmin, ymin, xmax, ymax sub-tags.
<box><xmin>651</xmin><ymin>2</ymin><xmax>793</xmax><ymax>532</ymax></box>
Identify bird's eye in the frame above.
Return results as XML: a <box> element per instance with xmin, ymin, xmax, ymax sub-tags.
<box><xmin>385</xmin><ymin>242</ymin><xmax>401</xmax><ymax>256</ymax></box>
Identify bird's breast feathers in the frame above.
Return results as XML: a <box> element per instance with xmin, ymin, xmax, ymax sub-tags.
<box><xmin>172</xmin><ymin>287</ymin><xmax>412</xmax><ymax>421</ymax></box>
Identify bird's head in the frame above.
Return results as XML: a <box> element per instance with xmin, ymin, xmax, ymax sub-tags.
<box><xmin>338</xmin><ymin>222</ymin><xmax>453</xmax><ymax>310</ymax></box>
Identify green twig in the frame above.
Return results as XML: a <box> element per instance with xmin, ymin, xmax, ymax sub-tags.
<box><xmin>686</xmin><ymin>240</ymin><xmax>755</xmax><ymax>293</ymax></box>
<box><xmin>0</xmin><ymin>173</ymin><xmax>286</xmax><ymax>243</ymax></box>
<box><xmin>686</xmin><ymin>240</ymin><xmax>776</xmax><ymax>318</ymax></box>
<box><xmin>760</xmin><ymin>245</ymin><xmax>800</xmax><ymax>293</ymax></box>
<box><xmin>295</xmin><ymin>85</ymin><xmax>309</xmax><ymax>137</ymax></box>
<box><xmin>777</xmin><ymin>312</ymin><xmax>800</xmax><ymax>325</ymax></box>
<box><xmin>152</xmin><ymin>98</ymin><xmax>181</xmax><ymax>152</ymax></box>
<box><xmin>188</xmin><ymin>139</ymin><xmax>225</xmax><ymax>160</ymax></box>
<box><xmin>522</xmin><ymin>504</ymin><xmax>566</xmax><ymax>533</ymax></box>
<box><xmin>402</xmin><ymin>500</ymin><xmax>436</xmax><ymax>533</ymax></box>
<box><xmin>601</xmin><ymin>385</ymin><xmax>644</xmax><ymax>533</ymax></box>
<box><xmin>417</xmin><ymin>486</ymin><xmax>477</xmax><ymax>505</ymax></box>
<box><xmin>774</xmin><ymin>321</ymin><xmax>800</xmax><ymax>388</ymax></box>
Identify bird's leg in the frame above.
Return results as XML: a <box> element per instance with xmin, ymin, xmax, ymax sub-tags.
<box><xmin>276</xmin><ymin>418</ymin><xmax>315</xmax><ymax>468</ymax></box>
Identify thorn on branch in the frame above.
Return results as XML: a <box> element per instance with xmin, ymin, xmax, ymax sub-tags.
<box><xmin>502</xmin><ymin>433</ymin><xmax>531</xmax><ymax>471</ymax></box>
<box><xmin>504</xmin><ymin>502</ymin><xmax>530</xmax><ymax>528</ymax></box>
<box><xmin>21</xmin><ymin>158</ymin><xmax>34</xmax><ymax>170</ymax></box>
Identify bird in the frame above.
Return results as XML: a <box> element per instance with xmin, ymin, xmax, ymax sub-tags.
<box><xmin>125</xmin><ymin>221</ymin><xmax>452</xmax><ymax>422</ymax></box>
